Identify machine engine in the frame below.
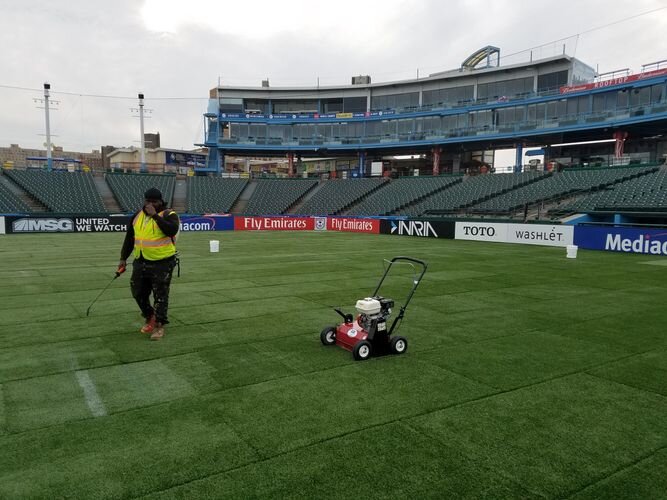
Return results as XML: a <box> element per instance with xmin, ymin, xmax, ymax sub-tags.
<box><xmin>355</xmin><ymin>296</ymin><xmax>394</xmax><ymax>333</ymax></box>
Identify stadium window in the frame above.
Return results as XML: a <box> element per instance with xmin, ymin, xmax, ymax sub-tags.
<box><xmin>556</xmin><ymin>99</ymin><xmax>567</xmax><ymax>117</ymax></box>
<box><xmin>650</xmin><ymin>84</ymin><xmax>664</xmax><ymax>103</ymax></box>
<box><xmin>323</xmin><ymin>98</ymin><xmax>343</xmax><ymax>113</ymax></box>
<box><xmin>343</xmin><ymin>96</ymin><xmax>366</xmax><ymax>113</ymax></box>
<box><xmin>537</xmin><ymin>70</ymin><xmax>568</xmax><ymax>92</ymax></box>
<box><xmin>566</xmin><ymin>97</ymin><xmax>578</xmax><ymax>116</ymax></box>
<box><xmin>244</xmin><ymin>99</ymin><xmax>269</xmax><ymax>114</ymax></box>
<box><xmin>219</xmin><ymin>97</ymin><xmax>243</xmax><ymax>113</ymax></box>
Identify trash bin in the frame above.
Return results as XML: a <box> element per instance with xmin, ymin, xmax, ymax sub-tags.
<box><xmin>566</xmin><ymin>245</ymin><xmax>578</xmax><ymax>259</ymax></box>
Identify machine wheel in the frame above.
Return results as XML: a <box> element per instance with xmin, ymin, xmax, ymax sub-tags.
<box><xmin>353</xmin><ymin>340</ymin><xmax>373</xmax><ymax>361</ymax></box>
<box><xmin>320</xmin><ymin>326</ymin><xmax>336</xmax><ymax>346</ymax></box>
<box><xmin>390</xmin><ymin>336</ymin><xmax>408</xmax><ymax>355</ymax></box>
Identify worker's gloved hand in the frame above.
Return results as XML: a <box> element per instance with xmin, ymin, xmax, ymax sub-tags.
<box><xmin>116</xmin><ymin>260</ymin><xmax>127</xmax><ymax>277</ymax></box>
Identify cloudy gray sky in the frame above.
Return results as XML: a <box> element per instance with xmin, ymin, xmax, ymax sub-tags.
<box><xmin>1</xmin><ymin>0</ymin><xmax>666</xmax><ymax>154</ymax></box>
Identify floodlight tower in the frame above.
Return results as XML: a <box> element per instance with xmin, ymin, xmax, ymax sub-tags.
<box><xmin>43</xmin><ymin>83</ymin><xmax>53</xmax><ymax>171</ymax></box>
<box><xmin>138</xmin><ymin>93</ymin><xmax>146</xmax><ymax>173</ymax></box>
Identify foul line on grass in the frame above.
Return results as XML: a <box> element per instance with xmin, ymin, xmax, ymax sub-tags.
<box><xmin>75</xmin><ymin>370</ymin><xmax>107</xmax><ymax>417</ymax></box>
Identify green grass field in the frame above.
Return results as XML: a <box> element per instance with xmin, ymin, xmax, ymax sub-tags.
<box><xmin>0</xmin><ymin>230</ymin><xmax>666</xmax><ymax>499</ymax></box>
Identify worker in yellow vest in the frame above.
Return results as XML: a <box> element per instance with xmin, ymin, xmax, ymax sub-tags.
<box><xmin>119</xmin><ymin>187</ymin><xmax>179</xmax><ymax>340</ymax></box>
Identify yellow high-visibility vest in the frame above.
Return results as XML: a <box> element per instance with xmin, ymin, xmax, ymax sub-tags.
<box><xmin>132</xmin><ymin>210</ymin><xmax>177</xmax><ymax>261</ymax></box>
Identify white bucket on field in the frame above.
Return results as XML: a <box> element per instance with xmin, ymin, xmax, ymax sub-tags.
<box><xmin>566</xmin><ymin>244</ymin><xmax>578</xmax><ymax>259</ymax></box>
<box><xmin>209</xmin><ymin>240</ymin><xmax>220</xmax><ymax>253</ymax></box>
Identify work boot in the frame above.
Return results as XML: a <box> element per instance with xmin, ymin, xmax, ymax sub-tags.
<box><xmin>150</xmin><ymin>324</ymin><xmax>165</xmax><ymax>341</ymax></box>
<box><xmin>140</xmin><ymin>315</ymin><xmax>156</xmax><ymax>334</ymax></box>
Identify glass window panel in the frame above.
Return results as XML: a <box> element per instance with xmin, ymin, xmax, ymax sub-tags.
<box><xmin>566</xmin><ymin>98</ymin><xmax>578</xmax><ymax>116</ymax></box>
<box><xmin>650</xmin><ymin>84</ymin><xmax>664</xmax><ymax>103</ymax></box>
<box><xmin>219</xmin><ymin>97</ymin><xmax>243</xmax><ymax>113</ymax></box>
<box><xmin>546</xmin><ymin>101</ymin><xmax>558</xmax><ymax>118</ymax></box>
<box><xmin>343</xmin><ymin>96</ymin><xmax>367</xmax><ymax>112</ymax></box>
<box><xmin>578</xmin><ymin>95</ymin><xmax>589</xmax><ymax>114</ymax></box>
<box><xmin>537</xmin><ymin>70</ymin><xmax>569</xmax><ymax>92</ymax></box>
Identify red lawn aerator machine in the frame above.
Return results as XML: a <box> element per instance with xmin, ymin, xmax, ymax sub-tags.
<box><xmin>320</xmin><ymin>256</ymin><xmax>427</xmax><ymax>361</ymax></box>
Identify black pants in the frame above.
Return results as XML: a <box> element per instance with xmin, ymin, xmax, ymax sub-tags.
<box><xmin>130</xmin><ymin>256</ymin><xmax>176</xmax><ymax>325</ymax></box>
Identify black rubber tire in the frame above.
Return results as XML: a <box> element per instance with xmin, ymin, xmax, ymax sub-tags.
<box><xmin>353</xmin><ymin>340</ymin><xmax>373</xmax><ymax>361</ymax></box>
<box><xmin>320</xmin><ymin>326</ymin><xmax>336</xmax><ymax>346</ymax></box>
<box><xmin>390</xmin><ymin>336</ymin><xmax>408</xmax><ymax>355</ymax></box>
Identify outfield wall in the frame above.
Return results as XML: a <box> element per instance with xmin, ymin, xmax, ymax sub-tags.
<box><xmin>1</xmin><ymin>214</ymin><xmax>666</xmax><ymax>256</ymax></box>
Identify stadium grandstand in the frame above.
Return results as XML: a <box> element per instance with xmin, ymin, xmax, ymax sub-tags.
<box><xmin>0</xmin><ymin>47</ymin><xmax>665</xmax><ymax>223</ymax></box>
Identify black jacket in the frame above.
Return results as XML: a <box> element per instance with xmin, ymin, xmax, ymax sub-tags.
<box><xmin>120</xmin><ymin>208</ymin><xmax>180</xmax><ymax>261</ymax></box>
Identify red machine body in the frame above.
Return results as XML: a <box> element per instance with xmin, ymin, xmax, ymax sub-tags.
<box><xmin>335</xmin><ymin>317</ymin><xmax>368</xmax><ymax>352</ymax></box>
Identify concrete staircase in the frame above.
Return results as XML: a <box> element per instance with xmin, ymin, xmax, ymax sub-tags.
<box><xmin>94</xmin><ymin>174</ymin><xmax>121</xmax><ymax>212</ymax></box>
<box><xmin>0</xmin><ymin>170</ymin><xmax>48</xmax><ymax>212</ymax></box>
<box><xmin>172</xmin><ymin>178</ymin><xmax>187</xmax><ymax>213</ymax></box>
<box><xmin>286</xmin><ymin>181</ymin><xmax>323</xmax><ymax>213</ymax></box>
<box><xmin>230</xmin><ymin>181</ymin><xmax>257</xmax><ymax>214</ymax></box>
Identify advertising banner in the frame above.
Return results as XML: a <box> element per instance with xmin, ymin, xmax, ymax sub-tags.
<box><xmin>234</xmin><ymin>216</ymin><xmax>315</xmax><ymax>231</ymax></box>
<box><xmin>454</xmin><ymin>222</ymin><xmax>507</xmax><ymax>242</ymax></box>
<box><xmin>179</xmin><ymin>214</ymin><xmax>234</xmax><ymax>232</ymax></box>
<box><xmin>327</xmin><ymin>217</ymin><xmax>380</xmax><ymax>233</ymax></box>
<box><xmin>575</xmin><ymin>226</ymin><xmax>667</xmax><ymax>255</ymax></box>
<box><xmin>455</xmin><ymin>222</ymin><xmax>573</xmax><ymax>247</ymax></box>
<box><xmin>7</xmin><ymin>215</ymin><xmax>132</xmax><ymax>234</ymax></box>
<box><xmin>165</xmin><ymin>151</ymin><xmax>207</xmax><ymax>166</ymax></box>
<box><xmin>559</xmin><ymin>68</ymin><xmax>667</xmax><ymax>94</ymax></box>
<box><xmin>4</xmin><ymin>214</ymin><xmax>235</xmax><ymax>234</ymax></box>
<box><xmin>506</xmin><ymin>224</ymin><xmax>574</xmax><ymax>247</ymax></box>
<box><xmin>380</xmin><ymin>219</ymin><xmax>455</xmax><ymax>239</ymax></box>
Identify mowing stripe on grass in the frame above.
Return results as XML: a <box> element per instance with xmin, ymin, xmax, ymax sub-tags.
<box><xmin>74</xmin><ymin>370</ymin><xmax>107</xmax><ymax>417</ymax></box>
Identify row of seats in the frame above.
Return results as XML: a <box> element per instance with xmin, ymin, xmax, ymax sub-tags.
<box><xmin>403</xmin><ymin>172</ymin><xmax>544</xmax><ymax>216</ymax></box>
<box><xmin>469</xmin><ymin>166</ymin><xmax>657</xmax><ymax>213</ymax></box>
<box><xmin>295</xmin><ymin>178</ymin><xmax>387</xmax><ymax>215</ymax></box>
<box><xmin>4</xmin><ymin>169</ymin><xmax>105</xmax><ymax>213</ymax></box>
<box><xmin>244</xmin><ymin>179</ymin><xmax>318</xmax><ymax>215</ymax></box>
<box><xmin>2</xmin><ymin>167</ymin><xmax>665</xmax><ymax>216</ymax></box>
<box><xmin>558</xmin><ymin>169</ymin><xmax>667</xmax><ymax>213</ymax></box>
<box><xmin>186</xmin><ymin>177</ymin><xmax>247</xmax><ymax>214</ymax></box>
<box><xmin>348</xmin><ymin>176</ymin><xmax>462</xmax><ymax>216</ymax></box>
<box><xmin>0</xmin><ymin>179</ymin><xmax>30</xmax><ymax>213</ymax></box>
<box><xmin>106</xmin><ymin>173</ymin><xmax>175</xmax><ymax>213</ymax></box>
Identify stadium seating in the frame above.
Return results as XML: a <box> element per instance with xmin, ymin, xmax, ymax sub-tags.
<box><xmin>468</xmin><ymin>165</ymin><xmax>658</xmax><ymax>213</ymax></box>
<box><xmin>106</xmin><ymin>173</ymin><xmax>175</xmax><ymax>212</ymax></box>
<box><xmin>295</xmin><ymin>178</ymin><xmax>388</xmax><ymax>215</ymax></box>
<box><xmin>557</xmin><ymin>167</ymin><xmax>666</xmax><ymax>213</ymax></box>
<box><xmin>243</xmin><ymin>179</ymin><xmax>318</xmax><ymax>215</ymax></box>
<box><xmin>0</xmin><ymin>178</ymin><xmax>31</xmax><ymax>213</ymax></box>
<box><xmin>186</xmin><ymin>177</ymin><xmax>247</xmax><ymax>213</ymax></box>
<box><xmin>404</xmin><ymin>172</ymin><xmax>544</xmax><ymax>216</ymax></box>
<box><xmin>347</xmin><ymin>176</ymin><xmax>462</xmax><ymax>216</ymax></box>
<box><xmin>4</xmin><ymin>169</ymin><xmax>105</xmax><ymax>213</ymax></box>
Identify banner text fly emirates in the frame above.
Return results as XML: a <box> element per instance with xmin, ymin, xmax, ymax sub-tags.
<box><xmin>235</xmin><ymin>216</ymin><xmax>314</xmax><ymax>231</ymax></box>
<box><xmin>327</xmin><ymin>218</ymin><xmax>379</xmax><ymax>233</ymax></box>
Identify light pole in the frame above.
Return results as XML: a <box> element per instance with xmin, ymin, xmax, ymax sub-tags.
<box><xmin>44</xmin><ymin>83</ymin><xmax>53</xmax><ymax>171</ymax></box>
<box><xmin>138</xmin><ymin>93</ymin><xmax>146</xmax><ymax>173</ymax></box>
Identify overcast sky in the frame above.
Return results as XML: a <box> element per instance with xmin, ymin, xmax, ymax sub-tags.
<box><xmin>1</xmin><ymin>0</ymin><xmax>666</xmax><ymax>157</ymax></box>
